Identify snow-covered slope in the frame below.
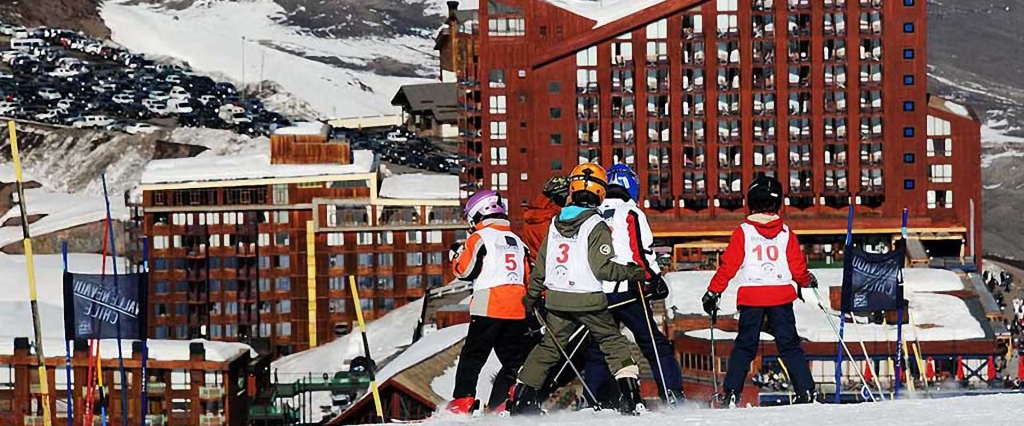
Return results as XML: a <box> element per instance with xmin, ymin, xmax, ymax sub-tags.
<box><xmin>101</xmin><ymin>0</ymin><xmax>438</xmax><ymax>118</ymax></box>
<box><xmin>402</xmin><ymin>393</ymin><xmax>1024</xmax><ymax>426</ymax></box>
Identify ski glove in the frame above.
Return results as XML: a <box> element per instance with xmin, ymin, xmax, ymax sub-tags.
<box><xmin>701</xmin><ymin>291</ymin><xmax>721</xmax><ymax>316</ymax></box>
<box><xmin>807</xmin><ymin>273</ymin><xmax>819</xmax><ymax>289</ymax></box>
<box><xmin>644</xmin><ymin>274</ymin><xmax>670</xmax><ymax>301</ymax></box>
<box><xmin>448</xmin><ymin>242</ymin><xmax>465</xmax><ymax>263</ymax></box>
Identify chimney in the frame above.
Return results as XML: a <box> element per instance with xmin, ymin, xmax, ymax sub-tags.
<box><xmin>13</xmin><ymin>338</ymin><xmax>30</xmax><ymax>357</ymax></box>
<box><xmin>189</xmin><ymin>342</ymin><xmax>206</xmax><ymax>362</ymax></box>
<box><xmin>447</xmin><ymin>1</ymin><xmax>460</xmax><ymax>81</ymax></box>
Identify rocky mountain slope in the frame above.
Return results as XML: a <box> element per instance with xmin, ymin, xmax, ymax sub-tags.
<box><xmin>0</xmin><ymin>0</ymin><xmax>110</xmax><ymax>38</ymax></box>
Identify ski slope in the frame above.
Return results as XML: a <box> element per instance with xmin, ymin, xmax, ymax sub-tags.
<box><xmin>101</xmin><ymin>0</ymin><xmax>436</xmax><ymax>118</ymax></box>
<box><xmin>395</xmin><ymin>393</ymin><xmax>1024</xmax><ymax>426</ymax></box>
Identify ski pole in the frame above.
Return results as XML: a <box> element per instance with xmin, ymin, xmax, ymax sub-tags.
<box><xmin>709</xmin><ymin>309</ymin><xmax>720</xmax><ymax>406</ymax></box>
<box><xmin>636</xmin><ymin>281</ymin><xmax>675</xmax><ymax>405</ymax></box>
<box><xmin>532</xmin><ymin>308</ymin><xmax>601</xmax><ymax>410</ymax></box>
<box><xmin>551</xmin><ymin>326</ymin><xmax>589</xmax><ymax>384</ymax></box>
<box><xmin>811</xmin><ymin>288</ymin><xmax>878</xmax><ymax>402</ymax></box>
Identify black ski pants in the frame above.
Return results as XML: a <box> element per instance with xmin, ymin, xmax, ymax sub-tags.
<box><xmin>722</xmin><ymin>303</ymin><xmax>814</xmax><ymax>395</ymax></box>
<box><xmin>453</xmin><ymin>315</ymin><xmax>528</xmax><ymax>408</ymax></box>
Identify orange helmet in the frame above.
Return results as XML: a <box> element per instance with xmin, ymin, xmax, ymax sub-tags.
<box><xmin>568</xmin><ymin>163</ymin><xmax>608</xmax><ymax>206</ymax></box>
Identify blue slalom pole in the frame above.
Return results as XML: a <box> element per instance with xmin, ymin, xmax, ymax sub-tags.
<box><xmin>140</xmin><ymin>237</ymin><xmax>149</xmax><ymax>426</ymax></box>
<box><xmin>62</xmin><ymin>242</ymin><xmax>73</xmax><ymax>426</ymax></box>
<box><xmin>100</xmin><ymin>174</ymin><xmax>128</xmax><ymax>426</ymax></box>
<box><xmin>834</xmin><ymin>201</ymin><xmax>854</xmax><ymax>403</ymax></box>
<box><xmin>894</xmin><ymin>208</ymin><xmax>908</xmax><ymax>399</ymax></box>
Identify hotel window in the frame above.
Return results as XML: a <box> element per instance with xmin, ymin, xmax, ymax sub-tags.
<box><xmin>490</xmin><ymin>121</ymin><xmax>507</xmax><ymax>140</ymax></box>
<box><xmin>273</xmin><ymin>211</ymin><xmax>289</xmax><ymax>224</ymax></box>
<box><xmin>327</xmin><ymin>233</ymin><xmax>343</xmax><ymax>246</ymax></box>
<box><xmin>488</xmin><ymin>17</ymin><xmax>525</xmax><ymax>36</ymax></box>
<box><xmin>490</xmin><ymin>146</ymin><xmax>509</xmax><ymax>165</ymax></box>
<box><xmin>426</xmin><ymin>230</ymin><xmax>443</xmax><ymax>244</ymax></box>
<box><xmin>929</xmin><ymin>164</ymin><xmax>953</xmax><ymax>183</ymax></box>
<box><xmin>488</xmin><ymin>96</ymin><xmax>507</xmax><ymax>114</ymax></box>
<box><xmin>549</xmin><ymin>82</ymin><xmax>561</xmax><ymax>93</ymax></box>
<box><xmin>408</xmin><ymin>275</ymin><xmax>423</xmax><ymax>289</ymax></box>
<box><xmin>357</xmin><ymin>232</ymin><xmax>373</xmax><ymax>245</ymax></box>
<box><xmin>358</xmin><ymin>253</ymin><xmax>374</xmax><ymax>267</ymax></box>
<box><xmin>407</xmin><ymin>252</ymin><xmax>423</xmax><ymax>267</ymax></box>
<box><xmin>490</xmin><ymin>172</ymin><xmax>508</xmax><ymax>191</ymax></box>
<box><xmin>927</xmin><ymin>190</ymin><xmax>952</xmax><ymax>209</ymax></box>
<box><xmin>488</xmin><ymin>69</ymin><xmax>505</xmax><ymax>88</ymax></box>
<box><xmin>378</xmin><ymin>276</ymin><xmax>394</xmax><ymax>290</ymax></box>
<box><xmin>272</xmin><ymin>184</ymin><xmax>288</xmax><ymax>205</ymax></box>
<box><xmin>275</xmin><ymin>232</ymin><xmax>289</xmax><ymax>246</ymax></box>
<box><xmin>329</xmin><ymin>298</ymin><xmax>346</xmax><ymax>314</ymax></box>
<box><xmin>377</xmin><ymin>231</ymin><xmax>394</xmax><ymax>245</ymax></box>
<box><xmin>551</xmin><ymin>160</ymin><xmax>563</xmax><ymax>171</ymax></box>
<box><xmin>407</xmin><ymin>231</ymin><xmax>422</xmax><ymax>244</ymax></box>
<box><xmin>378</xmin><ymin>253</ymin><xmax>393</xmax><ymax>267</ymax></box>
<box><xmin>551</xmin><ymin>133</ymin><xmax>562</xmax><ymax>145</ymax></box>
<box><xmin>427</xmin><ymin>252</ymin><xmax>444</xmax><ymax>265</ymax></box>
<box><xmin>576</xmin><ymin>46</ymin><xmax>598</xmax><ymax>67</ymax></box>
<box><xmin>276</xmin><ymin>322</ymin><xmax>292</xmax><ymax>336</ymax></box>
<box><xmin>928</xmin><ymin>138</ymin><xmax>952</xmax><ymax>157</ymax></box>
<box><xmin>329</xmin><ymin>254</ymin><xmax>344</xmax><ymax>268</ymax></box>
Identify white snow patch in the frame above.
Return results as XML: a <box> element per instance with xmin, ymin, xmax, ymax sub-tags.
<box><xmin>140</xmin><ymin>149</ymin><xmax>376</xmax><ymax>185</ymax></box>
<box><xmin>431</xmin><ymin>352</ymin><xmax>501</xmax><ymax>404</ymax></box>
<box><xmin>274</xmin><ymin>121</ymin><xmax>329</xmax><ymax>136</ymax></box>
<box><xmin>981</xmin><ymin>149</ymin><xmax>1024</xmax><ymax>168</ymax></box>
<box><xmin>983</xmin><ymin>183</ymin><xmax>1003</xmax><ymax>190</ymax></box>
<box><xmin>981</xmin><ymin>119</ymin><xmax>1024</xmax><ymax>146</ymax></box>
<box><xmin>378</xmin><ymin>174</ymin><xmax>459</xmax><ymax>200</ymax></box>
<box><xmin>0</xmin><ymin>163</ymin><xmax>36</xmax><ymax>184</ymax></box>
<box><xmin>542</xmin><ymin>0</ymin><xmax>670</xmax><ymax>28</ymax></box>
<box><xmin>665</xmin><ymin>268</ymin><xmax>984</xmax><ymax>342</ymax></box>
<box><xmin>101</xmin><ymin>0</ymin><xmax>435</xmax><ymax>118</ymax></box>
<box><xmin>0</xmin><ymin>188</ymin><xmax>130</xmax><ymax>247</ymax></box>
<box><xmin>940</xmin><ymin>99</ymin><xmax>972</xmax><ymax>119</ymax></box>
<box><xmin>168</xmin><ymin>127</ymin><xmax>271</xmax><ymax>157</ymax></box>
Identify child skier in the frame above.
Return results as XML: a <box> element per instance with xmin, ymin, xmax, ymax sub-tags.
<box><xmin>701</xmin><ymin>175</ymin><xmax>819</xmax><ymax>407</ymax></box>
<box><xmin>512</xmin><ymin>164</ymin><xmax>647</xmax><ymax>416</ymax></box>
<box><xmin>447</xmin><ymin>190</ymin><xmax>530</xmax><ymax>414</ymax></box>
<box><xmin>521</xmin><ymin>175</ymin><xmax>569</xmax><ymax>256</ymax></box>
<box><xmin>585</xmin><ymin>163</ymin><xmax>683</xmax><ymax>407</ymax></box>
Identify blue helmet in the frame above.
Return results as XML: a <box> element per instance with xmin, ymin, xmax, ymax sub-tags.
<box><xmin>607</xmin><ymin>163</ymin><xmax>639</xmax><ymax>201</ymax></box>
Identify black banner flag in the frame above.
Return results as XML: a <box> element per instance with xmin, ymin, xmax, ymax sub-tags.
<box><xmin>63</xmin><ymin>272</ymin><xmax>148</xmax><ymax>341</ymax></box>
<box><xmin>841</xmin><ymin>239</ymin><xmax>906</xmax><ymax>313</ymax></box>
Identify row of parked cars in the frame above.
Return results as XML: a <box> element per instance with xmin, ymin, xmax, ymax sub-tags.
<box><xmin>0</xmin><ymin>22</ymin><xmax>291</xmax><ymax>136</ymax></box>
<box><xmin>341</xmin><ymin>127</ymin><xmax>461</xmax><ymax>174</ymax></box>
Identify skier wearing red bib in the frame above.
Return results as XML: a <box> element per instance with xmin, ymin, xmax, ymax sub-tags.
<box><xmin>447</xmin><ymin>190</ymin><xmax>530</xmax><ymax>414</ymax></box>
<box><xmin>701</xmin><ymin>175</ymin><xmax>819</xmax><ymax>407</ymax></box>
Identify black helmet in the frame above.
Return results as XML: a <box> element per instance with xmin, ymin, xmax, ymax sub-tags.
<box><xmin>542</xmin><ymin>175</ymin><xmax>570</xmax><ymax>206</ymax></box>
<box><xmin>747</xmin><ymin>175</ymin><xmax>783</xmax><ymax>214</ymax></box>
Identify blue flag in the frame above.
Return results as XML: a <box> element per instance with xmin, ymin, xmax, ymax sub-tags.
<box><xmin>841</xmin><ymin>239</ymin><xmax>906</xmax><ymax>313</ymax></box>
<box><xmin>63</xmin><ymin>272</ymin><xmax>148</xmax><ymax>340</ymax></box>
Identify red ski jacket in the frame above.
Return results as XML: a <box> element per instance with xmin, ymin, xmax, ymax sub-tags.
<box><xmin>707</xmin><ymin>213</ymin><xmax>812</xmax><ymax>307</ymax></box>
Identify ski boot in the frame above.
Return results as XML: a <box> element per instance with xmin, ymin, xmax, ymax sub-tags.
<box><xmin>509</xmin><ymin>383</ymin><xmax>542</xmax><ymax>416</ymax></box>
<box><xmin>793</xmin><ymin>390</ymin><xmax>821</xmax><ymax>405</ymax></box>
<box><xmin>446</xmin><ymin>396</ymin><xmax>479</xmax><ymax>414</ymax></box>
<box><xmin>492</xmin><ymin>385</ymin><xmax>515</xmax><ymax>417</ymax></box>
<box><xmin>718</xmin><ymin>390</ymin><xmax>740</xmax><ymax>409</ymax></box>
<box><xmin>616</xmin><ymin>377</ymin><xmax>646</xmax><ymax>416</ymax></box>
<box><xmin>663</xmin><ymin>389</ymin><xmax>684</xmax><ymax>407</ymax></box>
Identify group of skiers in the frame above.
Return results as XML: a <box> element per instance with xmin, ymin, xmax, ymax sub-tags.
<box><xmin>446</xmin><ymin>163</ymin><xmax>819</xmax><ymax>416</ymax></box>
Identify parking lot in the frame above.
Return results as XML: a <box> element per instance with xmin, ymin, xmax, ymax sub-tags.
<box><xmin>0</xmin><ymin>22</ymin><xmax>290</xmax><ymax>136</ymax></box>
<box><xmin>337</xmin><ymin>126</ymin><xmax>461</xmax><ymax>175</ymax></box>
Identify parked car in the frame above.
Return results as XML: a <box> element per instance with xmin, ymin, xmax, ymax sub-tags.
<box><xmin>125</xmin><ymin>122</ymin><xmax>158</xmax><ymax>135</ymax></box>
<box><xmin>71</xmin><ymin>115</ymin><xmax>114</xmax><ymax>128</ymax></box>
<box><xmin>37</xmin><ymin>88</ymin><xmax>62</xmax><ymax>100</ymax></box>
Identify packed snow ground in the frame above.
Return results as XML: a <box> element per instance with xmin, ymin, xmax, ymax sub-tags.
<box><xmin>400</xmin><ymin>394</ymin><xmax>1024</xmax><ymax>426</ymax></box>
<box><xmin>101</xmin><ymin>0</ymin><xmax>435</xmax><ymax>118</ymax></box>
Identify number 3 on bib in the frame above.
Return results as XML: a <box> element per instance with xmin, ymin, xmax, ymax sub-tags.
<box><xmin>555</xmin><ymin>243</ymin><xmax>570</xmax><ymax>263</ymax></box>
<box><xmin>753</xmin><ymin>244</ymin><xmax>779</xmax><ymax>262</ymax></box>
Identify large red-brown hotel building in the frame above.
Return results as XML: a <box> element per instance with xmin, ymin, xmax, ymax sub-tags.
<box><xmin>451</xmin><ymin>0</ymin><xmax>981</xmax><ymax>267</ymax></box>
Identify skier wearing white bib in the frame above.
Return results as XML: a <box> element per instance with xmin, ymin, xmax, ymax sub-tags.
<box><xmin>701</xmin><ymin>175</ymin><xmax>819</xmax><ymax>407</ymax></box>
<box><xmin>511</xmin><ymin>163</ymin><xmax>647</xmax><ymax>416</ymax></box>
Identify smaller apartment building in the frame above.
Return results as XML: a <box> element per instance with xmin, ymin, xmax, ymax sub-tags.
<box><xmin>141</xmin><ymin>123</ymin><xmax>465</xmax><ymax>356</ymax></box>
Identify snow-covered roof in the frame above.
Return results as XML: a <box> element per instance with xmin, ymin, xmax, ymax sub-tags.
<box><xmin>0</xmin><ymin>163</ymin><xmax>36</xmax><ymax>184</ymax></box>
<box><xmin>542</xmin><ymin>0</ymin><xmax>670</xmax><ymax>28</ymax></box>
<box><xmin>666</xmin><ymin>268</ymin><xmax>986</xmax><ymax>342</ymax></box>
<box><xmin>378</xmin><ymin>174</ymin><xmax>459</xmax><ymax>200</ymax></box>
<box><xmin>272</xmin><ymin>297</ymin><xmax>423</xmax><ymax>423</ymax></box>
<box><xmin>928</xmin><ymin>94</ymin><xmax>976</xmax><ymax>121</ymax></box>
<box><xmin>273</xmin><ymin>121</ymin><xmax>328</xmax><ymax>136</ymax></box>
<box><xmin>0</xmin><ymin>253</ymin><xmax>254</xmax><ymax>362</ymax></box>
<box><xmin>0</xmin><ymin>189</ymin><xmax>130</xmax><ymax>248</ymax></box>
<box><xmin>140</xmin><ymin>149</ymin><xmax>376</xmax><ymax>185</ymax></box>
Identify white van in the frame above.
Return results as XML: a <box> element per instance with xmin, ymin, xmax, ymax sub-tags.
<box><xmin>10</xmin><ymin>38</ymin><xmax>45</xmax><ymax>51</ymax></box>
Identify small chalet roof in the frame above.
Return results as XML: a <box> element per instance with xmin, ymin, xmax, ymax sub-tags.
<box><xmin>273</xmin><ymin>121</ymin><xmax>329</xmax><ymax>136</ymax></box>
<box><xmin>928</xmin><ymin>93</ymin><xmax>979</xmax><ymax>121</ymax></box>
<box><xmin>140</xmin><ymin>150</ymin><xmax>377</xmax><ymax>185</ymax></box>
<box><xmin>390</xmin><ymin>83</ymin><xmax>458</xmax><ymax>123</ymax></box>
<box><xmin>378</xmin><ymin>174</ymin><xmax>459</xmax><ymax>200</ymax></box>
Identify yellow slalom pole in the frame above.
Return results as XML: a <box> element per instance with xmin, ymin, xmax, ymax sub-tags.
<box><xmin>306</xmin><ymin>221</ymin><xmax>317</xmax><ymax>347</ymax></box>
<box><xmin>777</xmin><ymin>358</ymin><xmax>795</xmax><ymax>405</ymax></box>
<box><xmin>350</xmin><ymin>275</ymin><xmax>384</xmax><ymax>421</ymax></box>
<box><xmin>9</xmin><ymin>121</ymin><xmax>53</xmax><ymax>426</ymax></box>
